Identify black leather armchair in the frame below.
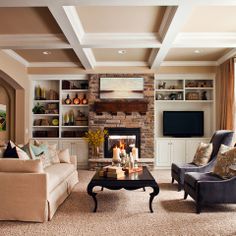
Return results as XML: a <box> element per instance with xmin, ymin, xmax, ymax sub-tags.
<box><xmin>184</xmin><ymin>172</ymin><xmax>236</xmax><ymax>213</ymax></box>
<box><xmin>171</xmin><ymin>130</ymin><xmax>234</xmax><ymax>191</ymax></box>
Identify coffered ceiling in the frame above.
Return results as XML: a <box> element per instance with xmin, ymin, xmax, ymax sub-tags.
<box><xmin>0</xmin><ymin>0</ymin><xmax>236</xmax><ymax>71</ymax></box>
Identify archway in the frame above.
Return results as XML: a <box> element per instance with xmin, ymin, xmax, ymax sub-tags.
<box><xmin>0</xmin><ymin>71</ymin><xmax>25</xmax><ymax>143</ymax></box>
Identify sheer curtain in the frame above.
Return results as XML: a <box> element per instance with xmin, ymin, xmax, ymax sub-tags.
<box><xmin>216</xmin><ymin>58</ymin><xmax>235</xmax><ymax>130</ymax></box>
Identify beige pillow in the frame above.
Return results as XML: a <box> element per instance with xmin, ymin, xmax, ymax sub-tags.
<box><xmin>48</xmin><ymin>144</ymin><xmax>60</xmax><ymax>164</ymax></box>
<box><xmin>213</xmin><ymin>145</ymin><xmax>236</xmax><ymax>179</ymax></box>
<box><xmin>58</xmin><ymin>149</ymin><xmax>71</xmax><ymax>163</ymax></box>
<box><xmin>192</xmin><ymin>142</ymin><xmax>213</xmax><ymax>166</ymax></box>
<box><xmin>15</xmin><ymin>146</ymin><xmax>30</xmax><ymax>160</ymax></box>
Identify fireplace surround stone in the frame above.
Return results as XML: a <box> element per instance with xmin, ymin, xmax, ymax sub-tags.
<box><xmin>88</xmin><ymin>74</ymin><xmax>154</xmax><ymax>164</ymax></box>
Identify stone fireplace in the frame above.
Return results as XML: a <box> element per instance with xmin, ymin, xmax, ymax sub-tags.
<box><xmin>88</xmin><ymin>74</ymin><xmax>154</xmax><ymax>167</ymax></box>
<box><xmin>104</xmin><ymin>128</ymin><xmax>140</xmax><ymax>158</ymax></box>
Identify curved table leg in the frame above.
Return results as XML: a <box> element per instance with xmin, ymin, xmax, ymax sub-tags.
<box><xmin>149</xmin><ymin>186</ymin><xmax>159</xmax><ymax>213</ymax></box>
<box><xmin>87</xmin><ymin>183</ymin><xmax>98</xmax><ymax>212</ymax></box>
<box><xmin>143</xmin><ymin>187</ymin><xmax>146</xmax><ymax>192</ymax></box>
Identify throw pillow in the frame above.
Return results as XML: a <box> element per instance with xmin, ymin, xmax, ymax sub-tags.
<box><xmin>192</xmin><ymin>142</ymin><xmax>213</xmax><ymax>166</ymax></box>
<box><xmin>3</xmin><ymin>141</ymin><xmax>18</xmax><ymax>158</ymax></box>
<box><xmin>213</xmin><ymin>146</ymin><xmax>236</xmax><ymax>179</ymax></box>
<box><xmin>15</xmin><ymin>146</ymin><xmax>30</xmax><ymax>160</ymax></box>
<box><xmin>47</xmin><ymin>144</ymin><xmax>60</xmax><ymax>164</ymax></box>
<box><xmin>58</xmin><ymin>149</ymin><xmax>71</xmax><ymax>163</ymax></box>
<box><xmin>3</xmin><ymin>141</ymin><xmax>30</xmax><ymax>160</ymax></box>
<box><xmin>21</xmin><ymin>142</ymin><xmax>36</xmax><ymax>159</ymax></box>
<box><xmin>30</xmin><ymin>143</ymin><xmax>52</xmax><ymax>168</ymax></box>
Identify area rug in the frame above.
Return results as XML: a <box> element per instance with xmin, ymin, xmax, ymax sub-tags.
<box><xmin>1</xmin><ymin>170</ymin><xmax>236</xmax><ymax>236</ymax></box>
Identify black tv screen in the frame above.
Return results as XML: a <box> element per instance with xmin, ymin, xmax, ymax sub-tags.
<box><xmin>163</xmin><ymin>111</ymin><xmax>204</xmax><ymax>137</ymax></box>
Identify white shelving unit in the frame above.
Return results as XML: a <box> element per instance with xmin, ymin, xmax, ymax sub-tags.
<box><xmin>154</xmin><ymin>73</ymin><xmax>216</xmax><ymax>169</ymax></box>
<box><xmin>29</xmin><ymin>75</ymin><xmax>89</xmax><ymax>169</ymax></box>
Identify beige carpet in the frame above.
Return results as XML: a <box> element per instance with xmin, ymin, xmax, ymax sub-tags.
<box><xmin>1</xmin><ymin>170</ymin><xmax>236</xmax><ymax>236</ymax></box>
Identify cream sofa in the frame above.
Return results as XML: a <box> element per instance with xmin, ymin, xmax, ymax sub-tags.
<box><xmin>0</xmin><ymin>154</ymin><xmax>78</xmax><ymax>222</ymax></box>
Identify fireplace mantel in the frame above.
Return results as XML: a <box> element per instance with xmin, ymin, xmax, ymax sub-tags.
<box><xmin>93</xmin><ymin>100</ymin><xmax>148</xmax><ymax>114</ymax></box>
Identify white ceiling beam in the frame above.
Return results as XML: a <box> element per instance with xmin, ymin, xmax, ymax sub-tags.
<box><xmin>56</xmin><ymin>0</ymin><xmax>178</xmax><ymax>6</ymax></box>
<box><xmin>217</xmin><ymin>48</ymin><xmax>236</xmax><ymax>65</ymax></box>
<box><xmin>28</xmin><ymin>62</ymin><xmax>80</xmax><ymax>68</ymax></box>
<box><xmin>81</xmin><ymin>33</ymin><xmax>161</xmax><ymax>48</ymax></box>
<box><xmin>174</xmin><ymin>33</ymin><xmax>236</xmax><ymax>48</ymax></box>
<box><xmin>150</xmin><ymin>4</ymin><xmax>194</xmax><ymax>69</ymax></box>
<box><xmin>57</xmin><ymin>0</ymin><xmax>236</xmax><ymax>6</ymax></box>
<box><xmin>1</xmin><ymin>0</ymin><xmax>236</xmax><ymax>7</ymax></box>
<box><xmin>194</xmin><ymin>0</ymin><xmax>236</xmax><ymax>6</ymax></box>
<box><xmin>2</xmin><ymin>49</ymin><xmax>29</xmax><ymax>67</ymax></box>
<box><xmin>0</xmin><ymin>34</ymin><xmax>71</xmax><ymax>49</ymax></box>
<box><xmin>96</xmin><ymin>61</ymin><xmax>148</xmax><ymax>67</ymax></box>
<box><xmin>48</xmin><ymin>5</ymin><xmax>94</xmax><ymax>69</ymax></box>
<box><xmin>0</xmin><ymin>0</ymin><xmax>48</xmax><ymax>7</ymax></box>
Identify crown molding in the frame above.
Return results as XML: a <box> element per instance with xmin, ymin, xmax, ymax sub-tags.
<box><xmin>96</xmin><ymin>61</ymin><xmax>148</xmax><ymax>67</ymax></box>
<box><xmin>217</xmin><ymin>48</ymin><xmax>236</xmax><ymax>65</ymax></box>
<box><xmin>174</xmin><ymin>32</ymin><xmax>236</xmax><ymax>48</ymax></box>
<box><xmin>82</xmin><ymin>33</ymin><xmax>161</xmax><ymax>48</ymax></box>
<box><xmin>0</xmin><ymin>34</ymin><xmax>71</xmax><ymax>49</ymax></box>
<box><xmin>2</xmin><ymin>49</ymin><xmax>29</xmax><ymax>67</ymax></box>
<box><xmin>161</xmin><ymin>61</ymin><xmax>217</xmax><ymax>66</ymax></box>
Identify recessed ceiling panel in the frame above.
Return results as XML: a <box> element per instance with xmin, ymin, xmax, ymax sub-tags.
<box><xmin>0</xmin><ymin>7</ymin><xmax>62</xmax><ymax>34</ymax></box>
<box><xmin>165</xmin><ymin>48</ymin><xmax>230</xmax><ymax>61</ymax></box>
<box><xmin>14</xmin><ymin>49</ymin><xmax>80</xmax><ymax>63</ymax></box>
<box><xmin>182</xmin><ymin>6</ymin><xmax>236</xmax><ymax>32</ymax></box>
<box><xmin>92</xmin><ymin>48</ymin><xmax>152</xmax><ymax>62</ymax></box>
<box><xmin>77</xmin><ymin>6</ymin><xmax>166</xmax><ymax>33</ymax></box>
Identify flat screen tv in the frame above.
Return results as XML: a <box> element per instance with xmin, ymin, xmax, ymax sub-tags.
<box><xmin>163</xmin><ymin>111</ymin><xmax>204</xmax><ymax>137</ymax></box>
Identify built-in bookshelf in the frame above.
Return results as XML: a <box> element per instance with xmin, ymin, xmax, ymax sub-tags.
<box><xmin>31</xmin><ymin>76</ymin><xmax>89</xmax><ymax>139</ymax></box>
<box><xmin>154</xmin><ymin>74</ymin><xmax>216</xmax><ymax>168</ymax></box>
<box><xmin>155</xmin><ymin>76</ymin><xmax>214</xmax><ymax>102</ymax></box>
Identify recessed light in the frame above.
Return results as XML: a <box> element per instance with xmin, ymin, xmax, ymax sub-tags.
<box><xmin>118</xmin><ymin>50</ymin><xmax>126</xmax><ymax>54</ymax></box>
<box><xmin>194</xmin><ymin>50</ymin><xmax>200</xmax><ymax>54</ymax></box>
<box><xmin>43</xmin><ymin>51</ymin><xmax>51</xmax><ymax>55</ymax></box>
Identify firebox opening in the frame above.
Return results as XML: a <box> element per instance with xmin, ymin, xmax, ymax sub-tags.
<box><xmin>104</xmin><ymin>128</ymin><xmax>140</xmax><ymax>158</ymax></box>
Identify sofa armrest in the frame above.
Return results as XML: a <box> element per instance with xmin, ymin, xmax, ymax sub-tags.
<box><xmin>0</xmin><ymin>172</ymin><xmax>48</xmax><ymax>222</ymax></box>
<box><xmin>70</xmin><ymin>155</ymin><xmax>77</xmax><ymax>169</ymax></box>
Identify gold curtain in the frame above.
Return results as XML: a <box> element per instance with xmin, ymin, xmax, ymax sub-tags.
<box><xmin>216</xmin><ymin>58</ymin><xmax>235</xmax><ymax>130</ymax></box>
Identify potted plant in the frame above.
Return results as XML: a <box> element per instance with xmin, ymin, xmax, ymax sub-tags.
<box><xmin>32</xmin><ymin>103</ymin><xmax>45</xmax><ymax>114</ymax></box>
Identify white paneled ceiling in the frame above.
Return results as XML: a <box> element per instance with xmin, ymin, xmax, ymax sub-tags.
<box><xmin>0</xmin><ymin>1</ymin><xmax>235</xmax><ymax>69</ymax></box>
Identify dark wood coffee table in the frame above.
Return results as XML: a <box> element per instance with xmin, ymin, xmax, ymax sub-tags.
<box><xmin>87</xmin><ymin>166</ymin><xmax>159</xmax><ymax>213</ymax></box>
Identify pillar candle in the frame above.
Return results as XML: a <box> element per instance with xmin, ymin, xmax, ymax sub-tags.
<box><xmin>113</xmin><ymin>147</ymin><xmax>120</xmax><ymax>161</ymax></box>
<box><xmin>132</xmin><ymin>147</ymin><xmax>138</xmax><ymax>160</ymax></box>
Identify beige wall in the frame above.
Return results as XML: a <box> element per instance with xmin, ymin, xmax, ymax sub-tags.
<box><xmin>0</xmin><ymin>51</ymin><xmax>29</xmax><ymax>144</ymax></box>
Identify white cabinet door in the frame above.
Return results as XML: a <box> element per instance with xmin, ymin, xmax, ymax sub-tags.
<box><xmin>185</xmin><ymin>139</ymin><xmax>209</xmax><ymax>163</ymax></box>
<box><xmin>156</xmin><ymin>140</ymin><xmax>171</xmax><ymax>167</ymax></box>
<box><xmin>72</xmin><ymin>140</ymin><xmax>88</xmax><ymax>169</ymax></box>
<box><xmin>171</xmin><ymin>140</ymin><xmax>186</xmax><ymax>164</ymax></box>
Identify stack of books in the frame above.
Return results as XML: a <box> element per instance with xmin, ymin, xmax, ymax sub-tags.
<box><xmin>99</xmin><ymin>165</ymin><xmax>125</xmax><ymax>179</ymax></box>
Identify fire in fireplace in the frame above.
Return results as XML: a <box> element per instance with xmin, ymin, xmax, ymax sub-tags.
<box><xmin>104</xmin><ymin>128</ymin><xmax>140</xmax><ymax>158</ymax></box>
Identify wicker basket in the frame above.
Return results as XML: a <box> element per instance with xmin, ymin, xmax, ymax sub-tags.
<box><xmin>186</xmin><ymin>92</ymin><xmax>200</xmax><ymax>100</ymax></box>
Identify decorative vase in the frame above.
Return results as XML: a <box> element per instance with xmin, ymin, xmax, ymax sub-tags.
<box><xmin>92</xmin><ymin>146</ymin><xmax>100</xmax><ymax>158</ymax></box>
